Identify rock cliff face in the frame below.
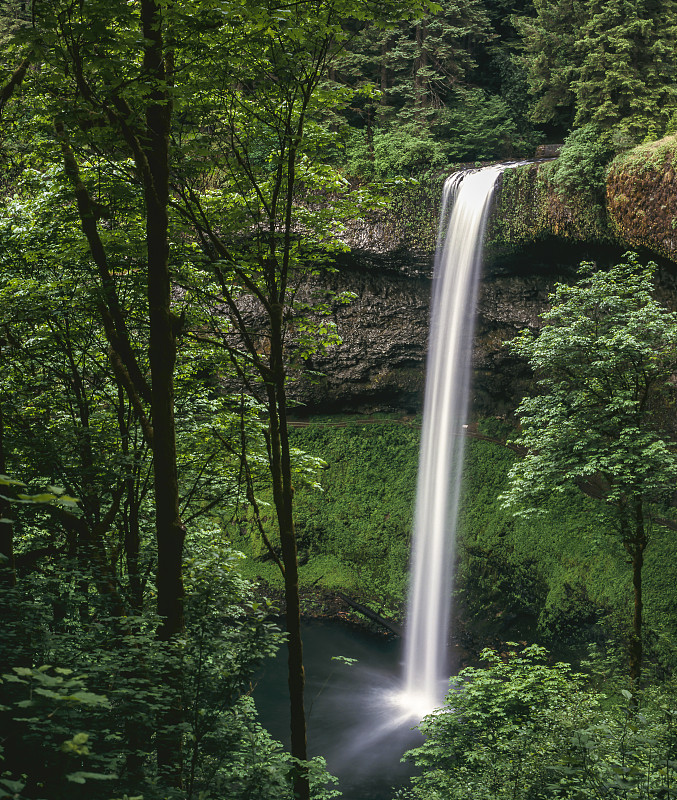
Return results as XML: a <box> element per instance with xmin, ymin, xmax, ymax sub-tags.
<box><xmin>492</xmin><ymin>137</ymin><xmax>677</xmax><ymax>262</ymax></box>
<box><xmin>291</xmin><ymin>139</ymin><xmax>677</xmax><ymax>414</ymax></box>
<box><xmin>607</xmin><ymin>137</ymin><xmax>677</xmax><ymax>262</ymax></box>
<box><xmin>290</xmin><ymin>254</ymin><xmax>573</xmax><ymax>415</ymax></box>
<box><xmin>340</xmin><ymin>136</ymin><xmax>677</xmax><ymax>270</ymax></box>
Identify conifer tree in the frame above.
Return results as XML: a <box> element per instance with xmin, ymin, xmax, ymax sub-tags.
<box><xmin>517</xmin><ymin>0</ymin><xmax>677</xmax><ymax>140</ymax></box>
<box><xmin>338</xmin><ymin>0</ymin><xmax>494</xmax><ymax>120</ymax></box>
<box><xmin>513</xmin><ymin>0</ymin><xmax>584</xmax><ymax>130</ymax></box>
<box><xmin>572</xmin><ymin>0</ymin><xmax>677</xmax><ymax>139</ymax></box>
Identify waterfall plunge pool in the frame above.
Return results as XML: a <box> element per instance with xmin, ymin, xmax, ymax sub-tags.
<box><xmin>253</xmin><ymin>618</ymin><xmax>445</xmax><ymax>800</ymax></box>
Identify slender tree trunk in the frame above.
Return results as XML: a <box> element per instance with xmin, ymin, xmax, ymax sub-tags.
<box><xmin>414</xmin><ymin>22</ymin><xmax>428</xmax><ymax>106</ymax></box>
<box><xmin>380</xmin><ymin>38</ymin><xmax>389</xmax><ymax>97</ymax></box>
<box><xmin>366</xmin><ymin>105</ymin><xmax>375</xmax><ymax>161</ymax></box>
<box><xmin>0</xmin><ymin>54</ymin><xmax>30</xmax><ymax>117</ymax></box>
<box><xmin>625</xmin><ymin>499</ymin><xmax>646</xmax><ymax>685</ymax></box>
<box><xmin>0</xmin><ymin>404</ymin><xmax>16</xmax><ymax>587</ymax></box>
<box><xmin>0</xmin><ymin>512</ymin><xmax>14</xmax><ymax>585</ymax></box>
<box><xmin>140</xmin><ymin>0</ymin><xmax>184</xmax><ymax>644</ymax></box>
<box><xmin>140</xmin><ymin>0</ymin><xmax>184</xmax><ymax>784</ymax></box>
<box><xmin>267</xmin><ymin>304</ymin><xmax>309</xmax><ymax>800</ymax></box>
<box><xmin>629</xmin><ymin>543</ymin><xmax>643</xmax><ymax>683</ymax></box>
<box><xmin>124</xmin><ymin>478</ymin><xmax>143</xmax><ymax>614</ymax></box>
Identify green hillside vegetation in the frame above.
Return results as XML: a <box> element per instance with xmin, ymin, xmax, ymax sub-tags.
<box><xmin>230</xmin><ymin>418</ymin><xmax>677</xmax><ymax>673</ymax></box>
<box><xmin>231</xmin><ymin>419</ymin><xmax>419</xmax><ymax>608</ymax></box>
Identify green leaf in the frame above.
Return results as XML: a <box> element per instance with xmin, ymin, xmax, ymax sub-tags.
<box><xmin>65</xmin><ymin>772</ymin><xmax>117</xmax><ymax>784</ymax></box>
<box><xmin>0</xmin><ymin>475</ymin><xmax>26</xmax><ymax>487</ymax></box>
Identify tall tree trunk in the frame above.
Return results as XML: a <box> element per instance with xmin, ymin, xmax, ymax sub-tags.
<box><xmin>140</xmin><ymin>0</ymin><xmax>184</xmax><ymax>784</ymax></box>
<box><xmin>629</xmin><ymin>544</ymin><xmax>643</xmax><ymax>683</ymax></box>
<box><xmin>140</xmin><ymin>0</ymin><xmax>183</xmax><ymax>644</ymax></box>
<box><xmin>0</xmin><ymin>404</ymin><xmax>16</xmax><ymax>587</ymax></box>
<box><xmin>268</xmin><ymin>304</ymin><xmax>309</xmax><ymax>800</ymax></box>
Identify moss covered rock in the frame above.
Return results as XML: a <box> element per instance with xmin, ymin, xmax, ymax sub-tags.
<box><xmin>488</xmin><ymin>163</ymin><xmax>611</xmax><ymax>253</ymax></box>
<box><xmin>607</xmin><ymin>135</ymin><xmax>677</xmax><ymax>261</ymax></box>
<box><xmin>339</xmin><ymin>138</ymin><xmax>677</xmax><ymax>268</ymax></box>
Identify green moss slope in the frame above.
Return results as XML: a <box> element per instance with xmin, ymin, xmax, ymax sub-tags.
<box><xmin>234</xmin><ymin>418</ymin><xmax>677</xmax><ymax>667</ymax></box>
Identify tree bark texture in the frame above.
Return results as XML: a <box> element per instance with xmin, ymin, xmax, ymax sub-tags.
<box><xmin>414</xmin><ymin>22</ymin><xmax>428</xmax><ymax>104</ymax></box>
<box><xmin>140</xmin><ymin>0</ymin><xmax>184</xmax><ymax>643</ymax></box>
<box><xmin>624</xmin><ymin>499</ymin><xmax>646</xmax><ymax>685</ymax></box>
<box><xmin>267</xmin><ymin>304</ymin><xmax>309</xmax><ymax>800</ymax></box>
<box><xmin>139</xmin><ymin>0</ymin><xmax>185</xmax><ymax>785</ymax></box>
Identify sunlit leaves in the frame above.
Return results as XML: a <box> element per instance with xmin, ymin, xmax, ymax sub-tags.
<box><xmin>503</xmin><ymin>253</ymin><xmax>677</xmax><ymax>515</ymax></box>
<box><xmin>406</xmin><ymin>644</ymin><xmax>677</xmax><ymax>800</ymax></box>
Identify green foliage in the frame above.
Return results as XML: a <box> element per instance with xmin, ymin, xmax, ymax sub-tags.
<box><xmin>513</xmin><ymin>0</ymin><xmax>584</xmax><ymax>129</ymax></box>
<box><xmin>543</xmin><ymin>123</ymin><xmax>618</xmax><ymax>200</ymax></box>
<box><xmin>291</xmin><ymin>422</ymin><xmax>418</xmax><ymax>600</ymax></box>
<box><xmin>490</xmin><ymin>162</ymin><xmax>613</xmax><ymax>255</ymax></box>
<box><xmin>0</xmin><ymin>667</ymin><xmax>115</xmax><ymax>796</ymax></box>
<box><xmin>460</xmin><ymin>438</ymin><xmax>609</xmax><ymax>643</ymax></box>
<box><xmin>232</xmin><ymin>419</ymin><xmax>419</xmax><ymax>605</ymax></box>
<box><xmin>341</xmin><ymin>88</ymin><xmax>525</xmax><ymax>179</ymax></box>
<box><xmin>0</xmin><ymin>533</ymin><xmax>336</xmax><ymax>800</ymax></box>
<box><xmin>502</xmin><ymin>254</ymin><xmax>677</xmax><ymax>678</ymax></box>
<box><xmin>337</xmin><ymin>0</ymin><xmax>495</xmax><ymax>117</ymax></box>
<box><xmin>490</xmin><ymin>123</ymin><xmax>622</xmax><ymax>267</ymax></box>
<box><xmin>404</xmin><ymin>645</ymin><xmax>594</xmax><ymax>799</ymax></box>
<box><xmin>610</xmin><ymin>134</ymin><xmax>677</xmax><ymax>177</ymax></box>
<box><xmin>571</xmin><ymin>0</ymin><xmax>677</xmax><ymax>140</ymax></box>
<box><xmin>503</xmin><ymin>254</ymin><xmax>677</xmax><ymax>514</ymax></box>
<box><xmin>434</xmin><ymin>88</ymin><xmax>519</xmax><ymax>163</ymax></box>
<box><xmin>403</xmin><ymin>645</ymin><xmax>677</xmax><ymax>800</ymax></box>
<box><xmin>516</xmin><ymin>0</ymin><xmax>677</xmax><ymax>140</ymax></box>
<box><xmin>336</xmin><ymin>0</ymin><xmax>541</xmax><ymax>178</ymax></box>
<box><xmin>459</xmin><ymin>431</ymin><xmax>677</xmax><ymax>673</ymax></box>
<box><xmin>346</xmin><ymin>125</ymin><xmax>449</xmax><ymax>179</ymax></box>
<box><xmin>485</xmin><ymin>47</ymin><xmax>545</xmax><ymax>155</ymax></box>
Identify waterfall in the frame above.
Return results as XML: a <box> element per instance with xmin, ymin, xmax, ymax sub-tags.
<box><xmin>398</xmin><ymin>164</ymin><xmax>510</xmax><ymax>718</ymax></box>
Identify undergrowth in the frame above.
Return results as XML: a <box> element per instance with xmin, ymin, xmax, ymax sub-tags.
<box><xmin>231</xmin><ymin>416</ymin><xmax>677</xmax><ymax>669</ymax></box>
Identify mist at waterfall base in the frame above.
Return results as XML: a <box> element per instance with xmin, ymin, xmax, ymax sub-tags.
<box><xmin>254</xmin><ymin>619</ymin><xmax>428</xmax><ymax>799</ymax></box>
<box><xmin>256</xmin><ymin>165</ymin><xmax>512</xmax><ymax>798</ymax></box>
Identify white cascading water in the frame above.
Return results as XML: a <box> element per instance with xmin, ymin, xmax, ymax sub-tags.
<box><xmin>396</xmin><ymin>164</ymin><xmax>511</xmax><ymax>719</ymax></box>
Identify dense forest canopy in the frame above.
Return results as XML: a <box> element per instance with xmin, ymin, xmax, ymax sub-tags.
<box><xmin>1</xmin><ymin>0</ymin><xmax>677</xmax><ymax>798</ymax></box>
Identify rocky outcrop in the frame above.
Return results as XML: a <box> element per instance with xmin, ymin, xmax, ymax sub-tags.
<box><xmin>288</xmin><ymin>256</ymin><xmax>568</xmax><ymax>415</ymax></box>
<box><xmin>491</xmin><ymin>137</ymin><xmax>677</xmax><ymax>262</ymax></box>
<box><xmin>489</xmin><ymin>164</ymin><xmax>611</xmax><ymax>254</ymax></box>
<box><xmin>339</xmin><ymin>137</ymin><xmax>677</xmax><ymax>269</ymax></box>
<box><xmin>289</xmin><ymin>268</ymin><xmax>430</xmax><ymax>412</ymax></box>
<box><xmin>338</xmin><ymin>180</ymin><xmax>442</xmax><ymax>276</ymax></box>
<box><xmin>607</xmin><ymin>136</ymin><xmax>677</xmax><ymax>262</ymax></box>
<box><xmin>280</xmin><ymin>139</ymin><xmax>677</xmax><ymax>413</ymax></box>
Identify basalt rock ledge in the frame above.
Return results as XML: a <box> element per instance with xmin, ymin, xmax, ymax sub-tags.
<box><xmin>291</xmin><ymin>139</ymin><xmax>677</xmax><ymax>414</ymax></box>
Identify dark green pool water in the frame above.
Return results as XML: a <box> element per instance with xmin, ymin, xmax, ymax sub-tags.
<box><xmin>253</xmin><ymin>618</ymin><xmax>424</xmax><ymax>800</ymax></box>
